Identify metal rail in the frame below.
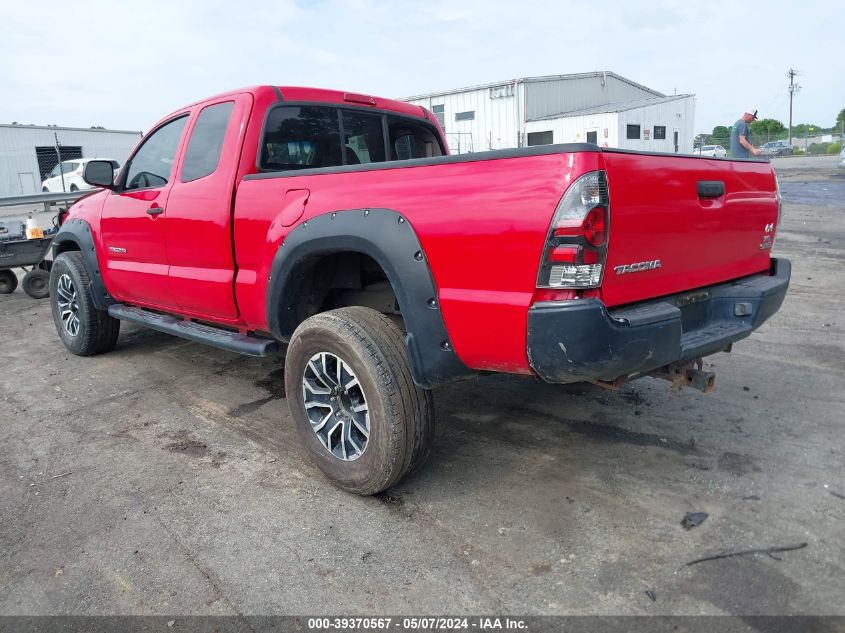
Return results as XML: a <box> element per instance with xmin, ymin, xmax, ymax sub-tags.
<box><xmin>0</xmin><ymin>190</ymin><xmax>96</xmax><ymax>211</ymax></box>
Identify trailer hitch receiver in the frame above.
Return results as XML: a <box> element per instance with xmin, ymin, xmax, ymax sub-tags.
<box><xmin>650</xmin><ymin>359</ymin><xmax>715</xmax><ymax>393</ymax></box>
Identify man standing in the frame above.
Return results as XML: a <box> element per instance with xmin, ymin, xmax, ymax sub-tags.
<box><xmin>730</xmin><ymin>108</ymin><xmax>762</xmax><ymax>157</ymax></box>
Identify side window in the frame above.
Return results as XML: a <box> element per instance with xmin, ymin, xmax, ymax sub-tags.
<box><xmin>62</xmin><ymin>162</ymin><xmax>79</xmax><ymax>174</ymax></box>
<box><xmin>123</xmin><ymin>116</ymin><xmax>188</xmax><ymax>190</ymax></box>
<box><xmin>341</xmin><ymin>110</ymin><xmax>385</xmax><ymax>165</ymax></box>
<box><xmin>260</xmin><ymin>106</ymin><xmax>342</xmax><ymax>170</ymax></box>
<box><xmin>387</xmin><ymin>116</ymin><xmax>444</xmax><ymax>160</ymax></box>
<box><xmin>181</xmin><ymin>102</ymin><xmax>234</xmax><ymax>182</ymax></box>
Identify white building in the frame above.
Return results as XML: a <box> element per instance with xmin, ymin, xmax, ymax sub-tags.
<box><xmin>0</xmin><ymin>124</ymin><xmax>141</xmax><ymax>196</ymax></box>
<box><xmin>404</xmin><ymin>72</ymin><xmax>695</xmax><ymax>155</ymax></box>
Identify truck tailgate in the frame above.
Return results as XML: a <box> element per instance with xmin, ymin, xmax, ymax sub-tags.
<box><xmin>600</xmin><ymin>152</ymin><xmax>779</xmax><ymax>307</ymax></box>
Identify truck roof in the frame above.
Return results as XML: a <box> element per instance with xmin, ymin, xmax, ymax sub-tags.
<box><xmin>178</xmin><ymin>85</ymin><xmax>428</xmax><ymax>121</ymax></box>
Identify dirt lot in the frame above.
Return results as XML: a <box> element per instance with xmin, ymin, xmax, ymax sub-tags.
<box><xmin>1</xmin><ymin>157</ymin><xmax>843</xmax><ymax>616</ymax></box>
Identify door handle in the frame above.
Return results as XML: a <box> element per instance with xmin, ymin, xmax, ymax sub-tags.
<box><xmin>146</xmin><ymin>205</ymin><xmax>164</xmax><ymax>216</ymax></box>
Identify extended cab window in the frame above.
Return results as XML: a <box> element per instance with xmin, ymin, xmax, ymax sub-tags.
<box><xmin>261</xmin><ymin>106</ymin><xmax>342</xmax><ymax>170</ymax></box>
<box><xmin>387</xmin><ymin>116</ymin><xmax>444</xmax><ymax>160</ymax></box>
<box><xmin>341</xmin><ymin>110</ymin><xmax>385</xmax><ymax>165</ymax></box>
<box><xmin>124</xmin><ymin>116</ymin><xmax>188</xmax><ymax>190</ymax></box>
<box><xmin>181</xmin><ymin>102</ymin><xmax>234</xmax><ymax>182</ymax></box>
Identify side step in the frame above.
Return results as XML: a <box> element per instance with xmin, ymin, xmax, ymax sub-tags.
<box><xmin>108</xmin><ymin>304</ymin><xmax>279</xmax><ymax>357</ymax></box>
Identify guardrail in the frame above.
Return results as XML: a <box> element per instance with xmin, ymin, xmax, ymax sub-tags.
<box><xmin>0</xmin><ymin>190</ymin><xmax>97</xmax><ymax>211</ymax></box>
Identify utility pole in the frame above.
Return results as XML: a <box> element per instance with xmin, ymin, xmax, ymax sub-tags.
<box><xmin>787</xmin><ymin>68</ymin><xmax>800</xmax><ymax>147</ymax></box>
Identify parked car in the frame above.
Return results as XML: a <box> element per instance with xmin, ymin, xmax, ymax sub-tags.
<box><xmin>693</xmin><ymin>145</ymin><xmax>727</xmax><ymax>157</ymax></box>
<box><xmin>42</xmin><ymin>158</ymin><xmax>121</xmax><ymax>192</ymax></box>
<box><xmin>49</xmin><ymin>85</ymin><xmax>790</xmax><ymax>495</ymax></box>
<box><xmin>761</xmin><ymin>140</ymin><xmax>793</xmax><ymax>157</ymax></box>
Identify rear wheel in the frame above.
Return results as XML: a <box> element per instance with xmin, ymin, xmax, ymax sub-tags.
<box><xmin>285</xmin><ymin>307</ymin><xmax>435</xmax><ymax>495</ymax></box>
<box><xmin>0</xmin><ymin>270</ymin><xmax>18</xmax><ymax>294</ymax></box>
<box><xmin>22</xmin><ymin>269</ymin><xmax>50</xmax><ymax>299</ymax></box>
<box><xmin>49</xmin><ymin>251</ymin><xmax>120</xmax><ymax>356</ymax></box>
<box><xmin>69</xmin><ymin>184</ymin><xmax>79</xmax><ymax>192</ymax></box>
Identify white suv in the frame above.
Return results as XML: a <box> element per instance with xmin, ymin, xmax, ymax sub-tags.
<box><xmin>41</xmin><ymin>158</ymin><xmax>121</xmax><ymax>192</ymax></box>
<box><xmin>694</xmin><ymin>145</ymin><xmax>727</xmax><ymax>157</ymax></box>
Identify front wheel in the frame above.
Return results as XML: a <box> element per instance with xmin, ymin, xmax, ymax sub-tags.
<box><xmin>49</xmin><ymin>251</ymin><xmax>120</xmax><ymax>355</ymax></box>
<box><xmin>285</xmin><ymin>307</ymin><xmax>435</xmax><ymax>495</ymax></box>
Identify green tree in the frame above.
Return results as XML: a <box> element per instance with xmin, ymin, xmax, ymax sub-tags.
<box><xmin>792</xmin><ymin>123</ymin><xmax>823</xmax><ymax>137</ymax></box>
<box><xmin>834</xmin><ymin>108</ymin><xmax>845</xmax><ymax>131</ymax></box>
<box><xmin>750</xmin><ymin>118</ymin><xmax>786</xmax><ymax>140</ymax></box>
<box><xmin>711</xmin><ymin>125</ymin><xmax>730</xmax><ymax>143</ymax></box>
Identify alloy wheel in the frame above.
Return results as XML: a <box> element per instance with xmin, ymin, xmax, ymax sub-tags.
<box><xmin>56</xmin><ymin>274</ymin><xmax>80</xmax><ymax>337</ymax></box>
<box><xmin>302</xmin><ymin>352</ymin><xmax>370</xmax><ymax>461</ymax></box>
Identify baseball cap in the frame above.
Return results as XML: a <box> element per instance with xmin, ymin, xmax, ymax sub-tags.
<box><xmin>744</xmin><ymin>107</ymin><xmax>759</xmax><ymax>120</ymax></box>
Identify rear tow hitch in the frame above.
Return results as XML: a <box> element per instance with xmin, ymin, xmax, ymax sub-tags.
<box><xmin>651</xmin><ymin>359</ymin><xmax>715</xmax><ymax>393</ymax></box>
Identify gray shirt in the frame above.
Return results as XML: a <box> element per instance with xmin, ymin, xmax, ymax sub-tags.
<box><xmin>730</xmin><ymin>119</ymin><xmax>751</xmax><ymax>158</ymax></box>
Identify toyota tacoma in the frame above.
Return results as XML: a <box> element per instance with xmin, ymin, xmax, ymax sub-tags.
<box><xmin>49</xmin><ymin>85</ymin><xmax>790</xmax><ymax>494</ymax></box>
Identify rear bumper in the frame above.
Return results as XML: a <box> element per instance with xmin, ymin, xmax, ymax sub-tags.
<box><xmin>527</xmin><ymin>258</ymin><xmax>791</xmax><ymax>384</ymax></box>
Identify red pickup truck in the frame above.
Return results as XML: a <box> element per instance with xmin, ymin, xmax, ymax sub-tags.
<box><xmin>50</xmin><ymin>85</ymin><xmax>790</xmax><ymax>494</ymax></box>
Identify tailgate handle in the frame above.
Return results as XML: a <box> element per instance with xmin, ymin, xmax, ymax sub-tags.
<box><xmin>697</xmin><ymin>181</ymin><xmax>725</xmax><ymax>198</ymax></box>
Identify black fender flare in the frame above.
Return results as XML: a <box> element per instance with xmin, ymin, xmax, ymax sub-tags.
<box><xmin>51</xmin><ymin>218</ymin><xmax>113</xmax><ymax>310</ymax></box>
<box><xmin>266</xmin><ymin>208</ymin><xmax>475</xmax><ymax>389</ymax></box>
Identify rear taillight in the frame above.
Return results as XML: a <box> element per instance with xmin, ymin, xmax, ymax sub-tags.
<box><xmin>537</xmin><ymin>170</ymin><xmax>610</xmax><ymax>289</ymax></box>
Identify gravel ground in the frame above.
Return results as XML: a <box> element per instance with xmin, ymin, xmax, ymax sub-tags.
<box><xmin>0</xmin><ymin>158</ymin><xmax>843</xmax><ymax>617</ymax></box>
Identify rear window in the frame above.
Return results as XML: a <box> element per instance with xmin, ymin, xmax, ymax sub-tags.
<box><xmin>341</xmin><ymin>110</ymin><xmax>385</xmax><ymax>165</ymax></box>
<box><xmin>260</xmin><ymin>106</ymin><xmax>443</xmax><ymax>171</ymax></box>
<box><xmin>261</xmin><ymin>106</ymin><xmax>342</xmax><ymax>170</ymax></box>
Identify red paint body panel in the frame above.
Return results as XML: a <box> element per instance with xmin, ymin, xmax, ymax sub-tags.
<box><xmin>234</xmin><ymin>151</ymin><xmax>603</xmax><ymax>373</ymax></box>
<box><xmin>61</xmin><ymin>84</ymin><xmax>781</xmax><ymax>379</ymax></box>
<box><xmin>166</xmin><ymin>93</ymin><xmax>253</xmax><ymax>319</ymax></box>
<box><xmin>598</xmin><ymin>152</ymin><xmax>778</xmax><ymax>307</ymax></box>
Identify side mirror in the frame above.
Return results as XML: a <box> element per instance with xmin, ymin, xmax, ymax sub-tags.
<box><xmin>82</xmin><ymin>160</ymin><xmax>115</xmax><ymax>189</ymax></box>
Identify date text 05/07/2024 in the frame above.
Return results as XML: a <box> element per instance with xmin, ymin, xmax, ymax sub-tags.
<box><xmin>306</xmin><ymin>617</ymin><xmax>529</xmax><ymax>630</ymax></box>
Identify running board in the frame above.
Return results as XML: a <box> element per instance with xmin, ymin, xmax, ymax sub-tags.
<box><xmin>107</xmin><ymin>304</ymin><xmax>279</xmax><ymax>357</ymax></box>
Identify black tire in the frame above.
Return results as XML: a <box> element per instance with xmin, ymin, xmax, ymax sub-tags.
<box><xmin>285</xmin><ymin>306</ymin><xmax>435</xmax><ymax>495</ymax></box>
<box><xmin>70</xmin><ymin>184</ymin><xmax>79</xmax><ymax>192</ymax></box>
<box><xmin>49</xmin><ymin>251</ymin><xmax>120</xmax><ymax>356</ymax></box>
<box><xmin>22</xmin><ymin>269</ymin><xmax>50</xmax><ymax>299</ymax></box>
<box><xmin>0</xmin><ymin>270</ymin><xmax>18</xmax><ymax>294</ymax></box>
<box><xmin>42</xmin><ymin>187</ymin><xmax>49</xmax><ymax>192</ymax></box>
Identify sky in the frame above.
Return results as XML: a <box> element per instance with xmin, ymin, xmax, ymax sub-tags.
<box><xmin>1</xmin><ymin>0</ymin><xmax>843</xmax><ymax>135</ymax></box>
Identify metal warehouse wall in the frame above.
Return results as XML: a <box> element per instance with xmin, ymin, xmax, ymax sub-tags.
<box><xmin>522</xmin><ymin>96</ymin><xmax>695</xmax><ymax>153</ymax></box>
<box><xmin>0</xmin><ymin>125</ymin><xmax>141</xmax><ymax>196</ymax></box>
<box><xmin>524</xmin><ymin>74</ymin><xmax>662</xmax><ymax>121</ymax></box>
<box><xmin>524</xmin><ymin>112</ymin><xmax>620</xmax><ymax>149</ymax></box>
<box><xmin>616</xmin><ymin>97</ymin><xmax>696</xmax><ymax>153</ymax></box>
<box><xmin>405</xmin><ymin>83</ymin><xmax>524</xmax><ymax>153</ymax></box>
